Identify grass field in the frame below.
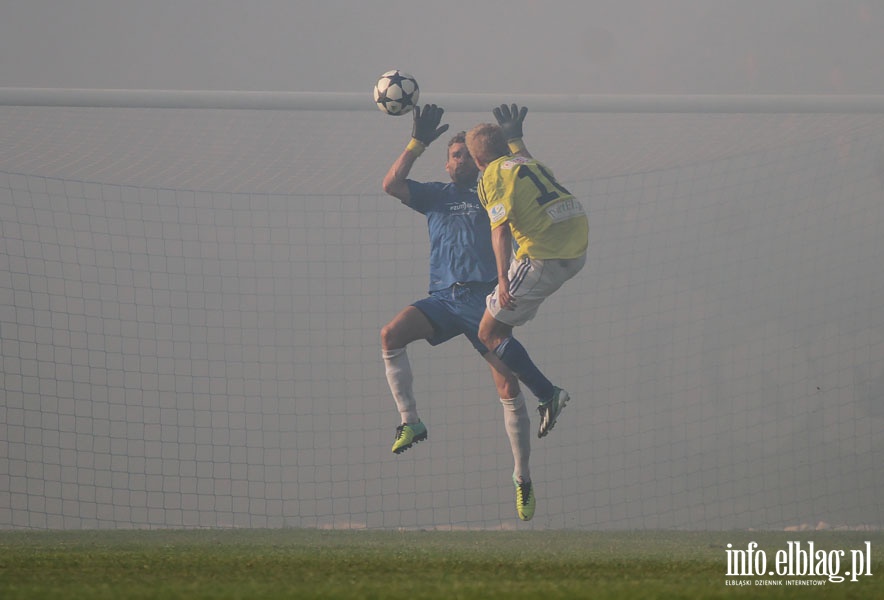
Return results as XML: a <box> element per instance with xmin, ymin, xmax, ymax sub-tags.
<box><xmin>0</xmin><ymin>529</ymin><xmax>880</xmax><ymax>599</ymax></box>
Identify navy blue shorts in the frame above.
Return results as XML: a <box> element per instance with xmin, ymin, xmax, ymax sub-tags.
<box><xmin>412</xmin><ymin>282</ymin><xmax>496</xmax><ymax>354</ymax></box>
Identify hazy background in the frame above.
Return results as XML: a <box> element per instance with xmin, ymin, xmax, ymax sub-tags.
<box><xmin>2</xmin><ymin>0</ymin><xmax>883</xmax><ymax>95</ymax></box>
<box><xmin>1</xmin><ymin>1</ymin><xmax>883</xmax><ymax>531</ymax></box>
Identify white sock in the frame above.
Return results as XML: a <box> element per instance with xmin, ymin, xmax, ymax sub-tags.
<box><xmin>383</xmin><ymin>347</ymin><xmax>419</xmax><ymax>424</ymax></box>
<box><xmin>500</xmin><ymin>392</ymin><xmax>531</xmax><ymax>483</ymax></box>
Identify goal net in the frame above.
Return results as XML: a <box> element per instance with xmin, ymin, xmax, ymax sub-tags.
<box><xmin>1</xmin><ymin>94</ymin><xmax>883</xmax><ymax>530</ymax></box>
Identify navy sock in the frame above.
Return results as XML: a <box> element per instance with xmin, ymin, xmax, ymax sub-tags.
<box><xmin>495</xmin><ymin>337</ymin><xmax>554</xmax><ymax>402</ymax></box>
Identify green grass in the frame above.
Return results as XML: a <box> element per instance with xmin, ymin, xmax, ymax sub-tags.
<box><xmin>0</xmin><ymin>529</ymin><xmax>880</xmax><ymax>599</ymax></box>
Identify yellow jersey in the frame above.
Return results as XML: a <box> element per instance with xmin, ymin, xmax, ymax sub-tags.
<box><xmin>478</xmin><ymin>155</ymin><xmax>588</xmax><ymax>260</ymax></box>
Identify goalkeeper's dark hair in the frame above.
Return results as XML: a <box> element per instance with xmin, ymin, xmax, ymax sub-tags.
<box><xmin>448</xmin><ymin>131</ymin><xmax>467</xmax><ymax>147</ymax></box>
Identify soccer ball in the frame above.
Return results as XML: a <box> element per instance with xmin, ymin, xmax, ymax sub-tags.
<box><xmin>373</xmin><ymin>70</ymin><xmax>419</xmax><ymax>116</ymax></box>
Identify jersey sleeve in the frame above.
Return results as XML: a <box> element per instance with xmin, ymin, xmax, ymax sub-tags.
<box><xmin>477</xmin><ymin>166</ymin><xmax>511</xmax><ymax>230</ymax></box>
<box><xmin>405</xmin><ymin>180</ymin><xmax>442</xmax><ymax>214</ymax></box>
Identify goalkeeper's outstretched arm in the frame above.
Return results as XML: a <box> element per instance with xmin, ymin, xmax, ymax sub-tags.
<box><xmin>382</xmin><ymin>145</ymin><xmax>418</xmax><ymax>204</ymax></box>
<box><xmin>382</xmin><ymin>104</ymin><xmax>449</xmax><ymax>204</ymax></box>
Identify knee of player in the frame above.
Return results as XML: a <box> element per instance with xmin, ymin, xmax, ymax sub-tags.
<box><xmin>479</xmin><ymin>319</ymin><xmax>509</xmax><ymax>352</ymax></box>
<box><xmin>478</xmin><ymin>328</ymin><xmax>500</xmax><ymax>351</ymax></box>
<box><xmin>380</xmin><ymin>322</ymin><xmax>398</xmax><ymax>350</ymax></box>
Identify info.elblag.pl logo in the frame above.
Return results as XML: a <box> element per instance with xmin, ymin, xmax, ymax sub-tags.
<box><xmin>725</xmin><ymin>541</ymin><xmax>873</xmax><ymax>587</ymax></box>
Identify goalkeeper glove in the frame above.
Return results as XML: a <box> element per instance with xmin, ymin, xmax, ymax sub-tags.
<box><xmin>493</xmin><ymin>103</ymin><xmax>529</xmax><ymax>154</ymax></box>
<box><xmin>407</xmin><ymin>104</ymin><xmax>450</xmax><ymax>156</ymax></box>
<box><xmin>493</xmin><ymin>103</ymin><xmax>528</xmax><ymax>142</ymax></box>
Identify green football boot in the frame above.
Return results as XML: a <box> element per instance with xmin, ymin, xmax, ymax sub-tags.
<box><xmin>392</xmin><ymin>421</ymin><xmax>427</xmax><ymax>454</ymax></box>
<box><xmin>514</xmin><ymin>475</ymin><xmax>536</xmax><ymax>521</ymax></box>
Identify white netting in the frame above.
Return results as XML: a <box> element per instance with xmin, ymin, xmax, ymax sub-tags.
<box><xmin>1</xmin><ymin>99</ymin><xmax>883</xmax><ymax>530</ymax></box>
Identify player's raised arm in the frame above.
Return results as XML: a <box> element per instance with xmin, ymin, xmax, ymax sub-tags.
<box><xmin>493</xmin><ymin>103</ymin><xmax>531</xmax><ymax>159</ymax></box>
<box><xmin>382</xmin><ymin>104</ymin><xmax>450</xmax><ymax>203</ymax></box>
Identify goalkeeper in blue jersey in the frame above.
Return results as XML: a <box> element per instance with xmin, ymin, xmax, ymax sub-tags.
<box><xmin>381</xmin><ymin>104</ymin><xmax>562</xmax><ymax>521</ymax></box>
<box><xmin>466</xmin><ymin>104</ymin><xmax>589</xmax><ymax>439</ymax></box>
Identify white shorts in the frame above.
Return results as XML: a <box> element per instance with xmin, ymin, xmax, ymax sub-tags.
<box><xmin>486</xmin><ymin>254</ymin><xmax>586</xmax><ymax>326</ymax></box>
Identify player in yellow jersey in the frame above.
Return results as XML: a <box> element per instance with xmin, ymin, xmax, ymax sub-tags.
<box><xmin>466</xmin><ymin>104</ymin><xmax>588</xmax><ymax>438</ymax></box>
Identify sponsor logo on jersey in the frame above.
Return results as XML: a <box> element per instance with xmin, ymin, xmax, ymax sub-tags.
<box><xmin>501</xmin><ymin>156</ymin><xmax>530</xmax><ymax>170</ymax></box>
<box><xmin>489</xmin><ymin>203</ymin><xmax>507</xmax><ymax>224</ymax></box>
<box><xmin>545</xmin><ymin>198</ymin><xmax>585</xmax><ymax>223</ymax></box>
<box><xmin>446</xmin><ymin>201</ymin><xmax>485</xmax><ymax>217</ymax></box>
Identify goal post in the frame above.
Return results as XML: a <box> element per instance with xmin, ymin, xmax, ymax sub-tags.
<box><xmin>3</xmin><ymin>87</ymin><xmax>884</xmax><ymax>113</ymax></box>
<box><xmin>1</xmin><ymin>91</ymin><xmax>883</xmax><ymax>531</ymax></box>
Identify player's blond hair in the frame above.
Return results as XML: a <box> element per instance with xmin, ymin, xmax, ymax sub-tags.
<box><xmin>465</xmin><ymin>123</ymin><xmax>509</xmax><ymax>166</ymax></box>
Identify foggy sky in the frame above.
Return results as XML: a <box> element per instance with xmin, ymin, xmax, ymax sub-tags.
<box><xmin>1</xmin><ymin>0</ymin><xmax>882</xmax><ymax>95</ymax></box>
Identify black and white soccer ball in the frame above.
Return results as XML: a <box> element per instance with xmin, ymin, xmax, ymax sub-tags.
<box><xmin>373</xmin><ymin>70</ymin><xmax>419</xmax><ymax>116</ymax></box>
